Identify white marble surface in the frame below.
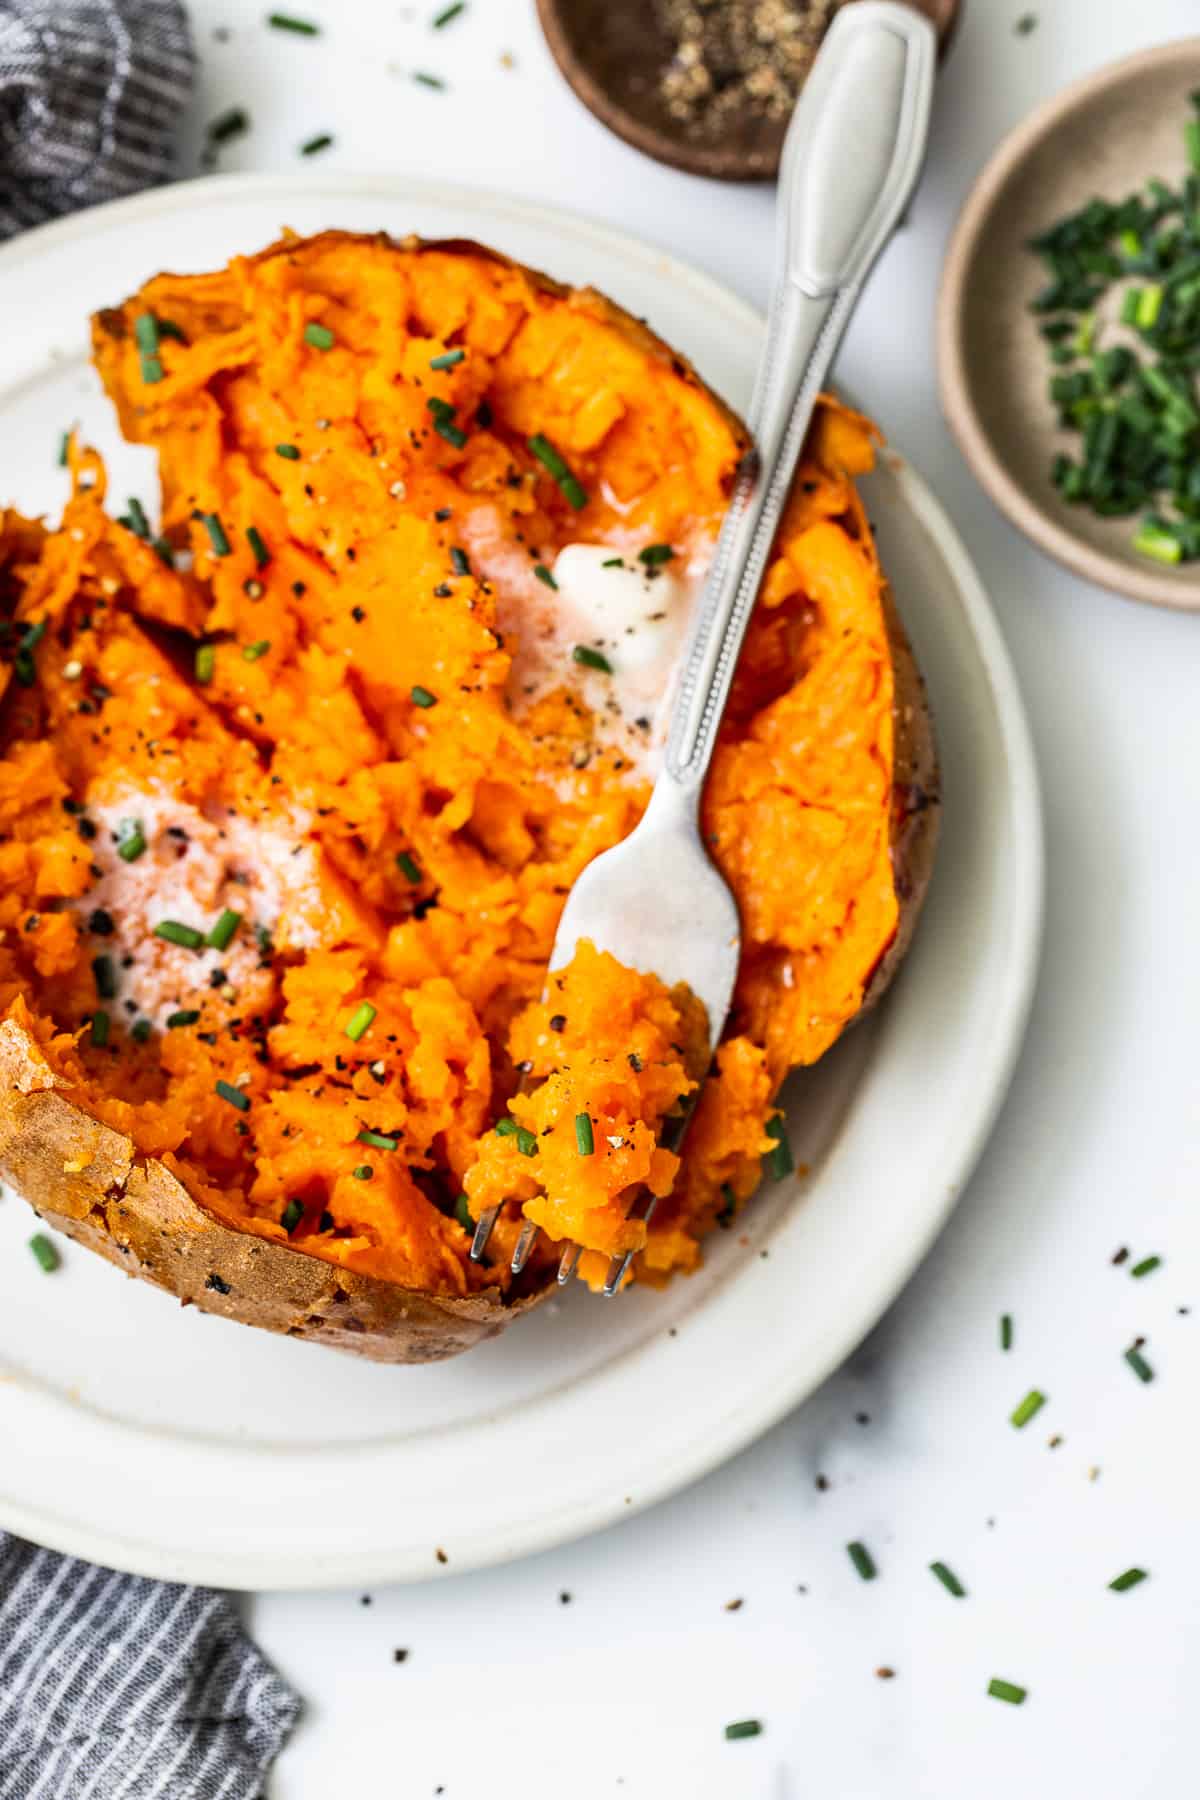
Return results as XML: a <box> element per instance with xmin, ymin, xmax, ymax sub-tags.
<box><xmin>166</xmin><ymin>0</ymin><xmax>1199</xmax><ymax>1792</ymax></box>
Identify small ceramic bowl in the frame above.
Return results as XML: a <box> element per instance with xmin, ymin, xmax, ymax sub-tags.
<box><xmin>535</xmin><ymin>0</ymin><xmax>960</xmax><ymax>182</ymax></box>
<box><xmin>938</xmin><ymin>38</ymin><xmax>1200</xmax><ymax>613</ymax></box>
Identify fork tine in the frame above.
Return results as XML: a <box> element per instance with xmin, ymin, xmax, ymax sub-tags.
<box><xmin>557</xmin><ymin>1242</ymin><xmax>581</xmax><ymax>1285</ymax></box>
<box><xmin>470</xmin><ymin>1206</ymin><xmax>501</xmax><ymax>1263</ymax></box>
<box><xmin>602</xmin><ymin>1193</ymin><xmax>659</xmax><ymax>1296</ymax></box>
<box><xmin>510</xmin><ymin>1218</ymin><xmax>539</xmax><ymax>1275</ymax></box>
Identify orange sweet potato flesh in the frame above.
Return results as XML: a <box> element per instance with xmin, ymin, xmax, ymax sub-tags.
<box><xmin>0</xmin><ymin>232</ymin><xmax>938</xmax><ymax>1357</ymax></box>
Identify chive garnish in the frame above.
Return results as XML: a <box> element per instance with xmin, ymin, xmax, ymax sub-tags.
<box><xmin>90</xmin><ymin>1010</ymin><xmax>110</xmax><ymax>1047</ymax></box>
<box><xmin>57</xmin><ymin>430</ymin><xmax>70</xmax><ymax>468</ymax></box>
<box><xmin>1130</xmin><ymin>1254</ymin><xmax>1161</xmax><ymax>1278</ymax></box>
<box><xmin>638</xmin><ymin>543</ymin><xmax>675</xmax><ymax>565</ymax></box>
<box><xmin>201</xmin><ymin>512</ymin><xmax>231</xmax><ymax>557</ymax></box>
<box><xmin>515</xmin><ymin>1127</ymin><xmax>538</xmax><ymax>1157</ymax></box>
<box><xmin>1109</xmin><ymin>1567</ymin><xmax>1148</xmax><ymax>1592</ymax></box>
<box><xmin>1000</xmin><ymin>1313</ymin><xmax>1013</xmax><ymax>1350</ymax></box>
<box><xmin>242</xmin><ymin>639</ymin><xmax>270</xmax><ymax>661</ymax></box>
<box><xmin>449</xmin><ymin>546</ymin><xmax>470</xmax><ymax>576</ymax></box>
<box><xmin>207</xmin><ymin>106</ymin><xmax>249</xmax><ymax>145</ymax></box>
<box><xmin>153</xmin><ymin>537</ymin><xmax>175</xmax><ymax>567</ymax></box>
<box><xmin>601</xmin><ymin>556</ymin><xmax>624</xmax><ymax>568</ymax></box>
<box><xmin>195</xmin><ymin>643</ymin><xmax>216</xmax><ymax>684</ymax></box>
<box><xmin>275</xmin><ymin>443</ymin><xmax>300</xmax><ymax>460</ymax></box>
<box><xmin>723</xmin><ymin>1721</ymin><xmax>762</xmax><ymax>1742</ymax></box>
<box><xmin>155</xmin><ymin>920</ymin><xmax>205</xmax><ymax>949</ymax></box>
<box><xmin>357</xmin><ymin>1128</ymin><xmax>399</xmax><ymax>1151</ymax></box>
<box><xmin>413</xmin><ymin>71</ymin><xmax>446</xmax><ymax>89</ymax></box>
<box><xmin>215</xmin><ymin>1079</ymin><xmax>250</xmax><ymax>1111</ymax></box>
<box><xmin>281</xmin><ymin>1198</ymin><xmax>305</xmax><ymax>1233</ymax></box>
<box><xmin>268</xmin><ymin>11</ymin><xmax>319</xmax><ymax>33</ymax></box>
<box><xmin>433</xmin><ymin>0</ymin><xmax>465</xmax><ymax>24</ymax></box>
<box><xmin>124</xmin><ymin>496</ymin><xmax>150</xmax><ymax>539</ymax></box>
<box><xmin>353</xmin><ymin>1164</ymin><xmax>374</xmax><ymax>1180</ymax></box>
<box><xmin>1132</xmin><ymin>522</ymin><xmax>1182</xmax><ymax>564</ymax></box>
<box><xmin>207</xmin><ymin>908</ymin><xmax>242</xmax><ymax>950</ymax></box>
<box><xmin>116</xmin><ymin>821</ymin><xmax>146</xmax><ymax>862</ymax></box>
<box><xmin>763</xmin><ymin>1116</ymin><xmax>793</xmax><ymax>1180</ymax></box>
<box><xmin>246</xmin><ymin>526</ymin><xmax>271</xmax><ymax>568</ymax></box>
<box><xmin>429</xmin><ymin>348</ymin><xmax>465</xmax><ymax>369</ymax></box>
<box><xmin>29</xmin><ymin>1233</ymin><xmax>60</xmax><ymax>1273</ymax></box>
<box><xmin>433</xmin><ymin>415</ymin><xmax>467</xmax><ymax>448</ymax></box>
<box><xmin>140</xmin><ymin>355</ymin><xmax>164</xmax><ymax>385</ymax></box>
<box><xmin>410</xmin><ymin>685</ymin><xmax>437</xmax><ymax>708</ymax></box>
<box><xmin>1010</xmin><ymin>1389</ymin><xmax>1046</xmax><ymax>1428</ymax></box>
<box><xmin>987</xmin><ymin>1679</ymin><xmax>1027</xmax><ymax>1706</ymax></box>
<box><xmin>134</xmin><ymin>313</ymin><xmax>160</xmax><ymax>354</ymax></box>
<box><xmin>396</xmin><ymin>851</ymin><xmax>422</xmax><ymax>884</ymax></box>
<box><xmin>454</xmin><ymin>1193</ymin><xmax>473</xmax><ymax>1230</ymax></box>
<box><xmin>495</xmin><ymin>1117</ymin><xmax>518</xmax><ymax>1137</ymax></box>
<box><xmin>929</xmin><ymin>1561</ymin><xmax>966</xmax><ymax>1598</ymax></box>
<box><xmin>346</xmin><ymin>1001</ymin><xmax>377</xmax><ymax>1042</ymax></box>
<box><xmin>528</xmin><ymin>433</ymin><xmax>587</xmax><ymax>508</ymax></box>
<box><xmin>92</xmin><ymin>954</ymin><xmax>116</xmax><ymax>999</ymax></box>
<box><xmin>572</xmin><ymin>645</ymin><xmax>612</xmax><ymax>673</ymax></box>
<box><xmin>575</xmin><ymin>1112</ymin><xmax>595</xmax><ymax>1156</ymax></box>
<box><xmin>533</xmin><ymin>563</ymin><xmax>558</xmax><ymax>589</ymax></box>
<box><xmin>299</xmin><ymin>132</ymin><xmax>334</xmax><ymax>156</ymax></box>
<box><xmin>167</xmin><ymin>1009</ymin><xmax>201</xmax><ymax>1029</ymax></box>
<box><xmin>304</xmin><ymin>321</ymin><xmax>335</xmax><ymax>351</ymax></box>
<box><xmin>131</xmin><ymin>1019</ymin><xmax>152</xmax><ymax>1043</ymax></box>
<box><xmin>846</xmin><ymin>1542</ymin><xmax>876</xmax><ymax>1581</ymax></box>
<box><xmin>1124</xmin><ymin>1344</ymin><xmax>1155</xmax><ymax>1382</ymax></box>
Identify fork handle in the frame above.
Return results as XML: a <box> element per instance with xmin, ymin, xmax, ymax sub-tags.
<box><xmin>659</xmin><ymin>1</ymin><xmax>937</xmax><ymax>802</ymax></box>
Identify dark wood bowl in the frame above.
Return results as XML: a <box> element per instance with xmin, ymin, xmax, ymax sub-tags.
<box><xmin>536</xmin><ymin>0</ymin><xmax>961</xmax><ymax>182</ymax></box>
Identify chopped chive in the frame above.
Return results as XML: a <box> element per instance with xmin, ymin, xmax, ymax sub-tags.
<box><xmin>1136</xmin><ymin>282</ymin><xmax>1163</xmax><ymax>328</ymax></box>
<box><xmin>281</xmin><ymin>1198</ymin><xmax>305</xmax><ymax>1233</ymax></box>
<box><xmin>763</xmin><ymin>1115</ymin><xmax>793</xmax><ymax>1180</ymax></box>
<box><xmin>116</xmin><ymin>820</ymin><xmax>146</xmax><ymax>862</ymax></box>
<box><xmin>1130</xmin><ymin>1255</ymin><xmax>1161</xmax><ymax>1278</ymax></box>
<box><xmin>154</xmin><ymin>919</ymin><xmax>205</xmax><ymax>950</ymax></box>
<box><xmin>1000</xmin><ymin>1313</ymin><xmax>1013</xmax><ymax>1350</ymax></box>
<box><xmin>134</xmin><ymin>313</ymin><xmax>160</xmax><ymax>354</ymax></box>
<box><xmin>1132</xmin><ymin>521</ymin><xmax>1182</xmax><ymax>564</ymax></box>
<box><xmin>494</xmin><ymin>1117</ymin><xmax>517</xmax><ymax>1137</ymax></box>
<box><xmin>396</xmin><ymin>850</ymin><xmax>422</xmax><ymax>884</ymax></box>
<box><xmin>638</xmin><ymin>543</ymin><xmax>675</xmax><ymax>565</ymax></box>
<box><xmin>353</xmin><ymin>1164</ymin><xmax>374</xmax><ymax>1180</ymax></box>
<box><xmin>131</xmin><ymin>1018</ymin><xmax>152</xmax><ymax>1043</ymax></box>
<box><xmin>1188</xmin><ymin>118</ymin><xmax>1200</xmax><ymax>173</ymax></box>
<box><xmin>413</xmin><ymin>71</ymin><xmax>445</xmax><ymax>89</ymax></box>
<box><xmin>156</xmin><ymin>318</ymin><xmax>186</xmax><ymax>344</ymax></box>
<box><xmin>601</xmin><ymin>556</ymin><xmax>624</xmax><ymax>568</ymax></box>
<box><xmin>90</xmin><ymin>1010</ymin><xmax>110</xmax><ymax>1048</ymax></box>
<box><xmin>275</xmin><ymin>442</ymin><xmax>301</xmax><ymax>460</ymax></box>
<box><xmin>215</xmin><ymin>1079</ymin><xmax>250</xmax><ymax>1111</ymax></box>
<box><xmin>303</xmin><ymin>321</ymin><xmax>335</xmax><ymax>351</ymax></box>
<box><xmin>207</xmin><ymin>908</ymin><xmax>242</xmax><ymax>950</ymax></box>
<box><xmin>410</xmin><ymin>684</ymin><xmax>437</xmax><ymax>708</ymax></box>
<box><xmin>29</xmin><ymin>1233</ymin><xmax>60</xmax><ymax>1272</ymax></box>
<box><xmin>560</xmin><ymin>475</ymin><xmax>587</xmax><ymax>510</ymax></box>
<box><xmin>299</xmin><ymin>131</ymin><xmax>333</xmax><ymax>156</ymax></box>
<box><xmin>572</xmin><ymin>645</ymin><xmax>612</xmax><ymax>673</ymax></box>
<box><xmin>987</xmin><ymin>1679</ymin><xmax>1027</xmax><ymax>1706</ymax></box>
<box><xmin>449</xmin><ymin>546</ymin><xmax>470</xmax><ymax>576</ymax></box>
<box><xmin>717</xmin><ymin>1183</ymin><xmax>736</xmax><ymax>1227</ymax></box>
<box><xmin>124</xmin><ymin>496</ymin><xmax>150</xmax><ymax>539</ymax></box>
<box><xmin>433</xmin><ymin>415</ymin><xmax>467</xmax><ymax>448</ymax></box>
<box><xmin>575</xmin><ymin>1112</ymin><xmax>595</xmax><ymax>1156</ymax></box>
<box><xmin>246</xmin><ymin>525</ymin><xmax>271</xmax><ymax>567</ymax></box>
<box><xmin>533</xmin><ymin>563</ymin><xmax>558</xmax><ymax>588</ymax></box>
<box><xmin>166</xmin><ymin>1009</ymin><xmax>201</xmax><ymax>1029</ymax></box>
<box><xmin>528</xmin><ymin>433</ymin><xmax>588</xmax><ymax>508</ymax></box>
<box><xmin>846</xmin><ymin>1541</ymin><xmax>876</xmax><ymax>1581</ymax></box>
<box><xmin>268</xmin><ymin>11</ymin><xmax>319</xmax><ymax>33</ymax></box>
<box><xmin>57</xmin><ymin>430</ymin><xmax>70</xmax><ymax>467</ymax></box>
<box><xmin>1120</xmin><ymin>286</ymin><xmax>1142</xmax><ymax>324</ymax></box>
<box><xmin>1125</xmin><ymin>1344</ymin><xmax>1155</xmax><ymax>1382</ymax></box>
<box><xmin>201</xmin><ymin>512</ymin><xmax>231</xmax><ymax>557</ymax></box>
<box><xmin>723</xmin><ymin>1721</ymin><xmax>762</xmax><ymax>1742</ymax></box>
<box><xmin>357</xmin><ymin>1128</ymin><xmax>399</xmax><ymax>1150</ymax></box>
<box><xmin>242</xmin><ymin>639</ymin><xmax>270</xmax><ymax>661</ymax></box>
<box><xmin>429</xmin><ymin>348</ymin><xmax>465</xmax><ymax>369</ymax></box>
<box><xmin>195</xmin><ymin>643</ymin><xmax>216</xmax><ymax>684</ymax></box>
<box><xmin>345</xmin><ymin>1000</ymin><xmax>377</xmax><ymax>1042</ymax></box>
<box><xmin>515</xmin><ymin>1126</ymin><xmax>538</xmax><ymax>1157</ymax></box>
<box><xmin>207</xmin><ymin>106</ymin><xmax>249</xmax><ymax>145</ymax></box>
<box><xmin>153</xmin><ymin>537</ymin><xmax>175</xmax><ymax>567</ymax></box>
<box><xmin>1109</xmin><ymin>1567</ymin><xmax>1148</xmax><ymax>1592</ymax></box>
<box><xmin>454</xmin><ymin>1193</ymin><xmax>473</xmax><ymax>1230</ymax></box>
<box><xmin>140</xmin><ymin>355</ymin><xmax>164</xmax><ymax>385</ymax></box>
<box><xmin>929</xmin><ymin>1561</ymin><xmax>966</xmax><ymax>1598</ymax></box>
<box><xmin>1010</xmin><ymin>1389</ymin><xmax>1046</xmax><ymax>1428</ymax></box>
<box><xmin>92</xmin><ymin>954</ymin><xmax>116</xmax><ymax>1000</ymax></box>
<box><xmin>433</xmin><ymin>0</ymin><xmax>465</xmax><ymax>23</ymax></box>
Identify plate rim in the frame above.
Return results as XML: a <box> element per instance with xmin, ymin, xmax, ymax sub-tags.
<box><xmin>0</xmin><ymin>172</ymin><xmax>1044</xmax><ymax>1587</ymax></box>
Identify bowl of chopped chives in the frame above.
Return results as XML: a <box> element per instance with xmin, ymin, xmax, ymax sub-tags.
<box><xmin>938</xmin><ymin>38</ymin><xmax>1200</xmax><ymax>611</ymax></box>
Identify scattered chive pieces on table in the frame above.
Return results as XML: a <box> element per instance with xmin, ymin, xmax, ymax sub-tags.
<box><xmin>410</xmin><ymin>684</ymin><xmax>437</xmax><ymax>708</ymax></box>
<box><xmin>396</xmin><ymin>851</ymin><xmax>421</xmax><ymax>884</ymax></box>
<box><xmin>987</xmin><ymin>1679</ymin><xmax>1027</xmax><ymax>1706</ymax></box>
<box><xmin>207</xmin><ymin>908</ymin><xmax>242</xmax><ymax>950</ymax></box>
<box><xmin>300</xmin><ymin>132</ymin><xmax>333</xmax><ymax>156</ymax></box>
<box><xmin>572</xmin><ymin>645</ymin><xmax>611</xmax><ymax>673</ymax></box>
<box><xmin>29</xmin><ymin>1233</ymin><xmax>60</xmax><ymax>1273</ymax></box>
<box><xmin>638</xmin><ymin>543</ymin><xmax>675</xmax><ymax>565</ymax></box>
<box><xmin>1131</xmin><ymin>1254</ymin><xmax>1162</xmax><ymax>1278</ymax></box>
<box><xmin>413</xmin><ymin>71</ymin><xmax>446</xmax><ymax>90</ymax></box>
<box><xmin>167</xmin><ymin>1009</ymin><xmax>201</xmax><ymax>1029</ymax></box>
<box><xmin>763</xmin><ymin>1115</ymin><xmax>793</xmax><ymax>1180</ymax></box>
<box><xmin>533</xmin><ymin>563</ymin><xmax>558</xmax><ymax>588</ymax></box>
<box><xmin>433</xmin><ymin>0</ymin><xmax>465</xmax><ymax>24</ymax></box>
<box><xmin>1010</xmin><ymin>1388</ymin><xmax>1046</xmax><ymax>1428</ymax></box>
<box><xmin>303</xmin><ymin>321</ymin><xmax>335</xmax><ymax>351</ymax></box>
<box><xmin>275</xmin><ymin>442</ymin><xmax>300</xmax><ymax>460</ymax></box>
<box><xmin>429</xmin><ymin>348</ymin><xmax>464</xmax><ymax>369</ymax></box>
<box><xmin>90</xmin><ymin>1010</ymin><xmax>110</xmax><ymax>1047</ymax></box>
<box><xmin>281</xmin><ymin>1198</ymin><xmax>305</xmax><ymax>1233</ymax></box>
<box><xmin>929</xmin><ymin>1560</ymin><xmax>966</xmax><ymax>1598</ymax></box>
<box><xmin>454</xmin><ymin>1193</ymin><xmax>473</xmax><ymax>1230</ymax></box>
<box><xmin>1000</xmin><ymin>1312</ymin><xmax>1014</xmax><ymax>1350</ymax></box>
<box><xmin>353</xmin><ymin>1165</ymin><xmax>374</xmax><ymax>1181</ymax></box>
<box><xmin>246</xmin><ymin>525</ymin><xmax>271</xmax><ymax>567</ymax></box>
<box><xmin>1109</xmin><ymin>1567</ymin><xmax>1148</xmax><ymax>1592</ymax></box>
<box><xmin>345</xmin><ymin>1001</ymin><xmax>377</xmax><ymax>1042</ymax></box>
<box><xmin>268</xmin><ymin>12</ymin><xmax>319</xmax><ymax>33</ymax></box>
<box><xmin>357</xmin><ymin>1128</ymin><xmax>399</xmax><ymax>1151</ymax></box>
<box><xmin>575</xmin><ymin>1112</ymin><xmax>595</xmax><ymax>1156</ymax></box>
<box><xmin>195</xmin><ymin>643</ymin><xmax>215</xmax><ymax>684</ymax></box>
<box><xmin>201</xmin><ymin>512</ymin><xmax>231</xmax><ymax>557</ymax></box>
<box><xmin>1124</xmin><ymin>1344</ymin><xmax>1155</xmax><ymax>1383</ymax></box>
<box><xmin>207</xmin><ymin>107</ymin><xmax>249</xmax><ymax>147</ymax></box>
<box><xmin>723</xmin><ymin>1720</ymin><xmax>763</xmax><ymax>1742</ymax></box>
<box><xmin>215</xmin><ymin>1079</ymin><xmax>250</xmax><ymax>1111</ymax></box>
<box><xmin>57</xmin><ymin>430</ymin><xmax>70</xmax><ymax>467</ymax></box>
<box><xmin>846</xmin><ymin>1541</ymin><xmax>876</xmax><ymax>1581</ymax></box>
<box><xmin>154</xmin><ymin>919</ymin><xmax>205</xmax><ymax>949</ymax></box>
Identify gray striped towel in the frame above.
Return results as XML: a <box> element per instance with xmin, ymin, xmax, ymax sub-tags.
<box><xmin>0</xmin><ymin>0</ymin><xmax>193</xmax><ymax>238</ymax></box>
<box><xmin>0</xmin><ymin>1535</ymin><xmax>301</xmax><ymax>1798</ymax></box>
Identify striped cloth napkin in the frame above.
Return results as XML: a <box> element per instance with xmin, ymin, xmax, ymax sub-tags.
<box><xmin>0</xmin><ymin>6</ymin><xmax>302</xmax><ymax>1795</ymax></box>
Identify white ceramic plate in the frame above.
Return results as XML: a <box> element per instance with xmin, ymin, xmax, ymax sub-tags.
<box><xmin>0</xmin><ymin>175</ymin><xmax>1042</xmax><ymax>1590</ymax></box>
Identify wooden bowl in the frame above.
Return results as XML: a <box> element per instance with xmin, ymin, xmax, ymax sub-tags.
<box><xmin>938</xmin><ymin>38</ymin><xmax>1200</xmax><ymax>613</ymax></box>
<box><xmin>535</xmin><ymin>0</ymin><xmax>961</xmax><ymax>183</ymax></box>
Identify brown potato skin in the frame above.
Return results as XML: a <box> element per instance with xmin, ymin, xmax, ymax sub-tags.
<box><xmin>5</xmin><ymin>238</ymin><xmax>937</xmax><ymax>1362</ymax></box>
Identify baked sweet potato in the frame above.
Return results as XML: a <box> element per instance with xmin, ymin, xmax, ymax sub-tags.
<box><xmin>0</xmin><ymin>232</ymin><xmax>938</xmax><ymax>1358</ymax></box>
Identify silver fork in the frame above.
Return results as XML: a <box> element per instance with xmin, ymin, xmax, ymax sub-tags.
<box><xmin>472</xmin><ymin>1</ymin><xmax>936</xmax><ymax>1294</ymax></box>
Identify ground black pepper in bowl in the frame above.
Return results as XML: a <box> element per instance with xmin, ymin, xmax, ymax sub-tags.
<box><xmin>656</xmin><ymin>0</ymin><xmax>844</xmax><ymax>143</ymax></box>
